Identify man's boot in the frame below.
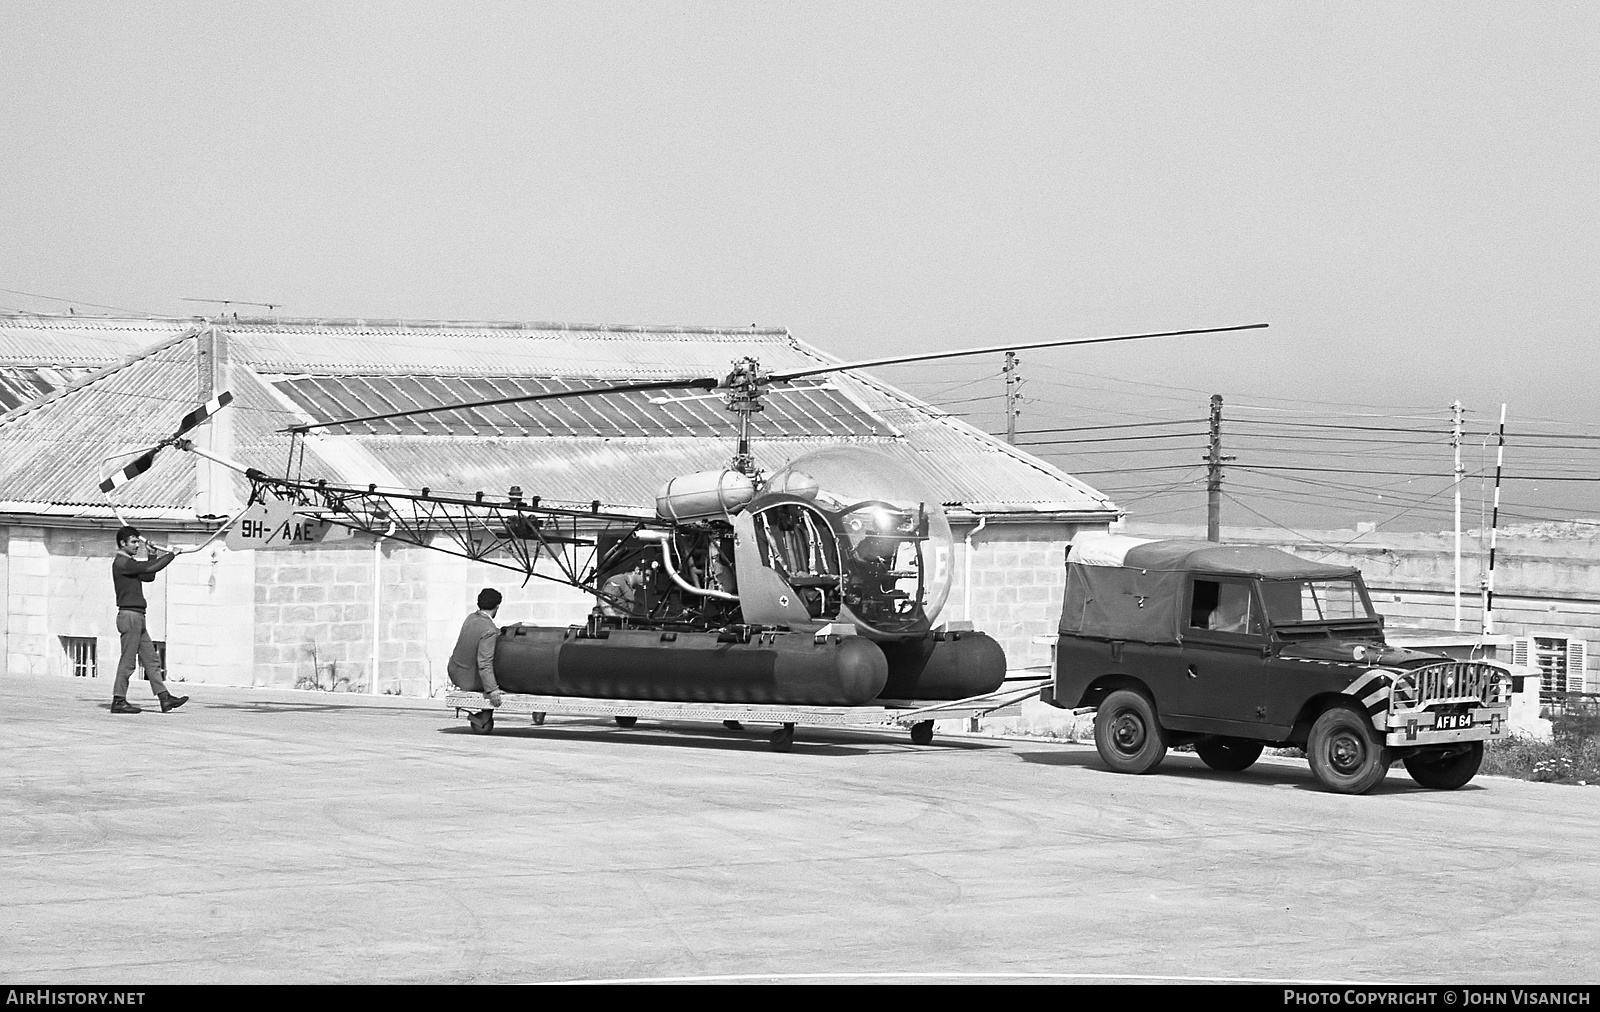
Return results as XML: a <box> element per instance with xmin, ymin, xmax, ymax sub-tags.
<box><xmin>159</xmin><ymin>692</ymin><xmax>189</xmax><ymax>713</ymax></box>
<box><xmin>111</xmin><ymin>697</ymin><xmax>142</xmax><ymax>714</ymax></box>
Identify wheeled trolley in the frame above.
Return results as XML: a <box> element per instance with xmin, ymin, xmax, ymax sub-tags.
<box><xmin>445</xmin><ymin>680</ymin><xmax>1046</xmax><ymax>752</ymax></box>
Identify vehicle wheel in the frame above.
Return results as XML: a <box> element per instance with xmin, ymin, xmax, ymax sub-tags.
<box><xmin>770</xmin><ymin>723</ymin><xmax>795</xmax><ymax>752</ymax></box>
<box><xmin>531</xmin><ymin>712</ymin><xmax>545</xmax><ymax>726</ymax></box>
<box><xmin>1194</xmin><ymin>736</ymin><xmax>1264</xmax><ymax>772</ymax></box>
<box><xmin>1307</xmin><ymin>706</ymin><xmax>1389</xmax><ymax>794</ymax></box>
<box><xmin>1094</xmin><ymin>690</ymin><xmax>1168</xmax><ymax>775</ymax></box>
<box><xmin>468</xmin><ymin>710</ymin><xmax>495</xmax><ymax>735</ymax></box>
<box><xmin>614</xmin><ymin>715</ymin><xmax>637</xmax><ymax>728</ymax></box>
<box><xmin>1404</xmin><ymin>741</ymin><xmax>1484</xmax><ymax>790</ymax></box>
<box><xmin>910</xmin><ymin>720</ymin><xmax>935</xmax><ymax>746</ymax></box>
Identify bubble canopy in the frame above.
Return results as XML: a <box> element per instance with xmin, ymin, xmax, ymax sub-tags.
<box><xmin>767</xmin><ymin>447</ymin><xmax>955</xmax><ymax>632</ymax></box>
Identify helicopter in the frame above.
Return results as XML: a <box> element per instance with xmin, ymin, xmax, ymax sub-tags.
<box><xmin>103</xmin><ymin>322</ymin><xmax>1267</xmax><ymax>710</ymax></box>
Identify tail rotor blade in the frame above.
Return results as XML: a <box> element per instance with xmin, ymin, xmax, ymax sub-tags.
<box><xmin>172</xmin><ymin>391</ymin><xmax>234</xmax><ymax>439</ymax></box>
<box><xmin>99</xmin><ymin>447</ymin><xmax>161</xmax><ymax>494</ymax></box>
<box><xmin>97</xmin><ymin>391</ymin><xmax>235</xmax><ymax>494</ymax></box>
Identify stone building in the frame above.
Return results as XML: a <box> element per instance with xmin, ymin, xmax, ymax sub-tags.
<box><xmin>0</xmin><ymin>313</ymin><xmax>1119</xmax><ymax>694</ymax></box>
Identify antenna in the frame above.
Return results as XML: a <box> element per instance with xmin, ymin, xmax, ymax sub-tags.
<box><xmin>180</xmin><ymin>297</ymin><xmax>281</xmax><ymax>313</ymax></box>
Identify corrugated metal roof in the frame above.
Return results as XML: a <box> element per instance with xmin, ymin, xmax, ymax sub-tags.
<box><xmin>359</xmin><ymin>433</ymin><xmax>1115</xmax><ymax>515</ymax></box>
<box><xmin>0</xmin><ymin>337</ymin><xmax>203</xmax><ymax>508</ymax></box>
<box><xmin>272</xmin><ymin>375</ymin><xmax>889</xmax><ymax>438</ymax></box>
<box><xmin>0</xmin><ymin>366</ymin><xmax>96</xmax><ymax>412</ymax></box>
<box><xmin>224</xmin><ymin>318</ymin><xmax>830</xmax><ymax>379</ymax></box>
<box><xmin>0</xmin><ymin>315</ymin><xmax>194</xmax><ymax>365</ymax></box>
<box><xmin>0</xmin><ymin>333</ymin><xmax>343</xmax><ymax>511</ymax></box>
<box><xmin>0</xmin><ymin>315</ymin><xmax>1120</xmax><ymax>520</ymax></box>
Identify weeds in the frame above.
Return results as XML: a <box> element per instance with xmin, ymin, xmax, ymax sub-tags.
<box><xmin>295</xmin><ymin>641</ymin><xmax>364</xmax><ymax>693</ymax></box>
<box><xmin>1482</xmin><ymin>708</ymin><xmax>1600</xmax><ymax>786</ymax></box>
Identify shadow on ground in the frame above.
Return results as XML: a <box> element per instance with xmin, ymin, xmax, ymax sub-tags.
<box><xmin>439</xmin><ymin>718</ymin><xmax>1008</xmax><ymax>758</ymax></box>
<box><xmin>201</xmin><ymin>700</ymin><xmax>441</xmax><ymax>715</ymax></box>
<box><xmin>1012</xmin><ymin>748</ymin><xmax>1486</xmax><ymax>795</ymax></box>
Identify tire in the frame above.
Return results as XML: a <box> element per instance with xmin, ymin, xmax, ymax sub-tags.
<box><xmin>1094</xmin><ymin>689</ymin><xmax>1168</xmax><ymax>775</ymax></box>
<box><xmin>1307</xmin><ymin>705</ymin><xmax>1389</xmax><ymax>794</ymax></box>
<box><xmin>1194</xmin><ymin>736</ymin><xmax>1264</xmax><ymax>772</ymax></box>
<box><xmin>614</xmin><ymin>715</ymin><xmax>637</xmax><ymax>728</ymax></box>
<box><xmin>1404</xmin><ymin>741</ymin><xmax>1484</xmax><ymax>790</ymax></box>
<box><xmin>910</xmin><ymin>720</ymin><xmax>935</xmax><ymax>746</ymax></box>
<box><xmin>468</xmin><ymin>710</ymin><xmax>495</xmax><ymax>735</ymax></box>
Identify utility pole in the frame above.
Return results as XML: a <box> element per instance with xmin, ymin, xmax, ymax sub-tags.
<box><xmin>1482</xmin><ymin>404</ymin><xmax>1507</xmax><ymax>635</ymax></box>
<box><xmin>1453</xmin><ymin>400</ymin><xmax>1463</xmax><ymax>632</ymax></box>
<box><xmin>1004</xmin><ymin>351</ymin><xmax>1020</xmax><ymax>444</ymax></box>
<box><xmin>1205</xmin><ymin>394</ymin><xmax>1232</xmax><ymax>542</ymax></box>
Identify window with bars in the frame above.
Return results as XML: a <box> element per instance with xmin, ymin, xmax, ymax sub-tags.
<box><xmin>61</xmin><ymin>637</ymin><xmax>97</xmax><ymax>678</ymax></box>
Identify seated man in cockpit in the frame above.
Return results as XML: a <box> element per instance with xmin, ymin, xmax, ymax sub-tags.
<box><xmin>1211</xmin><ymin>582</ymin><xmax>1257</xmax><ymax>634</ymax></box>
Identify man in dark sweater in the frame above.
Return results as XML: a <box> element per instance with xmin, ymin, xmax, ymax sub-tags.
<box><xmin>110</xmin><ymin>525</ymin><xmax>188</xmax><ymax>714</ymax></box>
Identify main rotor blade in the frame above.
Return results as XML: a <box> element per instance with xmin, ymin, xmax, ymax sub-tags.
<box><xmin>766</xmin><ymin>323</ymin><xmax>1269</xmax><ymax>382</ymax></box>
<box><xmin>284</xmin><ymin>377</ymin><xmax>721</xmax><ymax>433</ymax></box>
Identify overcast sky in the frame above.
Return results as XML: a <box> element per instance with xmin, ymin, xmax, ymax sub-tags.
<box><xmin>3</xmin><ymin>2</ymin><xmax>1595</xmax><ymax>535</ymax></box>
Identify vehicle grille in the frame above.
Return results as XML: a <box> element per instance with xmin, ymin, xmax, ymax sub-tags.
<box><xmin>1389</xmin><ymin>661</ymin><xmax>1509</xmax><ymax>709</ymax></box>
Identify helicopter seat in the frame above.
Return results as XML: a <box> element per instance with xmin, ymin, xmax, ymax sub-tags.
<box><xmin>785</xmin><ymin>574</ymin><xmax>840</xmax><ymax>588</ymax></box>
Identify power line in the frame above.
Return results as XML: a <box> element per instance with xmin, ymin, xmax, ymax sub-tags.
<box><xmin>1015</xmin><ymin>418</ymin><xmax>1206</xmax><ymax>436</ymax></box>
<box><xmin>1227</xmin><ymin>430</ymin><xmax>1450</xmax><ymax>446</ymax></box>
<box><xmin>1016</xmin><ymin>430</ymin><xmax>1207</xmax><ymax>447</ymax></box>
<box><xmin>1070</xmin><ymin>464</ymin><xmax>1206</xmax><ymax>476</ymax></box>
<box><xmin>0</xmin><ymin>286</ymin><xmax>157</xmax><ymax>317</ymax></box>
<box><xmin>1229</xmin><ymin>417</ymin><xmax>1447</xmax><ymax>435</ymax></box>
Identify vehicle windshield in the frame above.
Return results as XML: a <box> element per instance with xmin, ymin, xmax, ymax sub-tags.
<box><xmin>1259</xmin><ymin>578</ymin><xmax>1375</xmax><ymax>624</ymax></box>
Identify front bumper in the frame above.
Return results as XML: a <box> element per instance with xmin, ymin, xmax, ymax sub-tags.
<box><xmin>1383</xmin><ymin>706</ymin><xmax>1510</xmax><ymax>746</ymax></box>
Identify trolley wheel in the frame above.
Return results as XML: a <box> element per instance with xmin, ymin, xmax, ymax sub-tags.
<box><xmin>531</xmin><ymin>712</ymin><xmax>546</xmax><ymax>726</ymax></box>
<box><xmin>770</xmin><ymin>723</ymin><xmax>795</xmax><ymax>752</ymax></box>
<box><xmin>723</xmin><ymin>720</ymin><xmax>744</xmax><ymax>731</ymax></box>
<box><xmin>468</xmin><ymin>710</ymin><xmax>495</xmax><ymax>735</ymax></box>
<box><xmin>910</xmin><ymin>720</ymin><xmax>935</xmax><ymax>746</ymax></box>
<box><xmin>614</xmin><ymin>715</ymin><xmax>637</xmax><ymax>728</ymax></box>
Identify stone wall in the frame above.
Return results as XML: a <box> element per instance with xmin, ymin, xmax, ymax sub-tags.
<box><xmin>950</xmin><ymin>521</ymin><xmax>1089</xmax><ymax>671</ymax></box>
<box><xmin>247</xmin><ymin>534</ymin><xmax>599</xmax><ymax>696</ymax></box>
<box><xmin>252</xmin><ymin>540</ymin><xmax>381</xmax><ymax>691</ymax></box>
<box><xmin>0</xmin><ymin>523</ymin><xmax>234</xmax><ymax>685</ymax></box>
<box><xmin>167</xmin><ymin>541</ymin><xmax>254</xmax><ymax>686</ymax></box>
<box><xmin>4</xmin><ymin>527</ymin><xmax>53</xmax><ymax>677</ymax></box>
<box><xmin>0</xmin><ymin>527</ymin><xmax>11</xmax><ymax>675</ymax></box>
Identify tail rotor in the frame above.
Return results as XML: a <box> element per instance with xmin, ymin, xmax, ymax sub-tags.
<box><xmin>98</xmin><ymin>392</ymin><xmax>234</xmax><ymax>494</ymax></box>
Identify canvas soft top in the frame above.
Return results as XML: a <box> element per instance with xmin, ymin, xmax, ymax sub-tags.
<box><xmin>1059</xmin><ymin>534</ymin><xmax>1362</xmax><ymax>643</ymax></box>
<box><xmin>1067</xmin><ymin>532</ymin><xmax>1357</xmax><ymax>579</ymax></box>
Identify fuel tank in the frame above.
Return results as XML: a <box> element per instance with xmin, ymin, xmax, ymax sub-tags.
<box><xmin>491</xmin><ymin>624</ymin><xmax>890</xmax><ymax>706</ymax></box>
<box><xmin>874</xmin><ymin>629</ymin><xmax>1007</xmax><ymax>700</ymax></box>
<box><xmin>654</xmin><ymin>469</ymin><xmax>756</xmax><ymax>521</ymax></box>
